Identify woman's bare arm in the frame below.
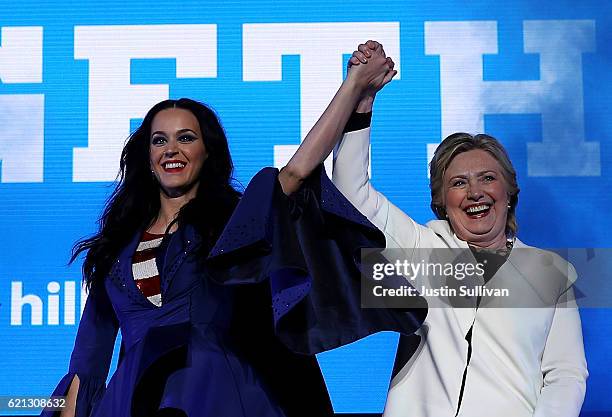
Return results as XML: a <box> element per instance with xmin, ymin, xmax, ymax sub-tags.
<box><xmin>58</xmin><ymin>375</ymin><xmax>79</xmax><ymax>417</ymax></box>
<box><xmin>278</xmin><ymin>42</ymin><xmax>395</xmax><ymax>195</ymax></box>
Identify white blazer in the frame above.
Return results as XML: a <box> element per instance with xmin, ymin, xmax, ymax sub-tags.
<box><xmin>332</xmin><ymin>127</ymin><xmax>588</xmax><ymax>417</ymax></box>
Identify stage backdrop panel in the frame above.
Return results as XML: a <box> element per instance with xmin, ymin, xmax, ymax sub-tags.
<box><xmin>0</xmin><ymin>0</ymin><xmax>610</xmax><ymax>415</ymax></box>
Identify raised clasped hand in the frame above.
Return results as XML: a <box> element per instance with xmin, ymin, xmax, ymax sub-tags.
<box><xmin>347</xmin><ymin>40</ymin><xmax>396</xmax><ymax>98</ymax></box>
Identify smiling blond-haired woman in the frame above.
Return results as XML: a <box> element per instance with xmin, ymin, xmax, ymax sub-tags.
<box><xmin>331</xmin><ymin>41</ymin><xmax>587</xmax><ymax>417</ymax></box>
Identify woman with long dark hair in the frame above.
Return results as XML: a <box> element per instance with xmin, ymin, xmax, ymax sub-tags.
<box><xmin>42</xmin><ymin>43</ymin><xmax>424</xmax><ymax>417</ymax></box>
<box><xmin>74</xmin><ymin>98</ymin><xmax>241</xmax><ymax>292</ymax></box>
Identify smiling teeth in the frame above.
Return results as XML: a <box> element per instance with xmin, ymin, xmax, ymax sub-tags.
<box><xmin>466</xmin><ymin>204</ymin><xmax>489</xmax><ymax>213</ymax></box>
<box><xmin>164</xmin><ymin>162</ymin><xmax>185</xmax><ymax>169</ymax></box>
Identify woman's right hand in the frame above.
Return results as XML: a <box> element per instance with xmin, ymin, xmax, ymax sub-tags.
<box><xmin>347</xmin><ymin>40</ymin><xmax>396</xmax><ymax>111</ymax></box>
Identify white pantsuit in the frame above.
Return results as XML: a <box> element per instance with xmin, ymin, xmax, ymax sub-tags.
<box><xmin>332</xmin><ymin>126</ymin><xmax>588</xmax><ymax>417</ymax></box>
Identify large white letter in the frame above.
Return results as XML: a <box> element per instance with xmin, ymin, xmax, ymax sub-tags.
<box><xmin>243</xmin><ymin>22</ymin><xmax>400</xmax><ymax>171</ymax></box>
<box><xmin>11</xmin><ymin>282</ymin><xmax>43</xmax><ymax>325</ymax></box>
<box><xmin>425</xmin><ymin>20</ymin><xmax>598</xmax><ymax>176</ymax></box>
<box><xmin>64</xmin><ymin>281</ymin><xmax>76</xmax><ymax>325</ymax></box>
<box><xmin>0</xmin><ymin>27</ymin><xmax>42</xmax><ymax>83</ymax></box>
<box><xmin>73</xmin><ymin>25</ymin><xmax>217</xmax><ymax>182</ymax></box>
<box><xmin>0</xmin><ymin>27</ymin><xmax>44</xmax><ymax>183</ymax></box>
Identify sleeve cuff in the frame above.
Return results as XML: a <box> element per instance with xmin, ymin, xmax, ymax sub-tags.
<box><xmin>40</xmin><ymin>372</ymin><xmax>106</xmax><ymax>417</ymax></box>
<box><xmin>343</xmin><ymin>111</ymin><xmax>372</xmax><ymax>133</ymax></box>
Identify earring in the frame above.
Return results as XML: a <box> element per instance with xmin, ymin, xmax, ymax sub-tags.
<box><xmin>507</xmin><ymin>202</ymin><xmax>511</xmax><ymax>209</ymax></box>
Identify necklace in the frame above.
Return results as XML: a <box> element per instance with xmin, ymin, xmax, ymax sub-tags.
<box><xmin>506</xmin><ymin>236</ymin><xmax>515</xmax><ymax>250</ymax></box>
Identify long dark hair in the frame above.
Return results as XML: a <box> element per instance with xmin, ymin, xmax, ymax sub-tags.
<box><xmin>72</xmin><ymin>98</ymin><xmax>241</xmax><ymax>288</ymax></box>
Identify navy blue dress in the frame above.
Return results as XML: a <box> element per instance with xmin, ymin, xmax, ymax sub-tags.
<box><xmin>41</xmin><ymin>167</ymin><xmax>425</xmax><ymax>417</ymax></box>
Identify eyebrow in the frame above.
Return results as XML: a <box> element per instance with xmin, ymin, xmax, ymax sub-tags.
<box><xmin>448</xmin><ymin>170</ymin><xmax>497</xmax><ymax>179</ymax></box>
<box><xmin>151</xmin><ymin>128</ymin><xmax>198</xmax><ymax>137</ymax></box>
<box><xmin>177</xmin><ymin>129</ymin><xmax>198</xmax><ymax>135</ymax></box>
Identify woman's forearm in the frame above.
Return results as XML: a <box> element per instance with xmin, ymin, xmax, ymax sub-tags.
<box><xmin>59</xmin><ymin>374</ymin><xmax>79</xmax><ymax>417</ymax></box>
<box><xmin>279</xmin><ymin>77</ymin><xmax>364</xmax><ymax>194</ymax></box>
<box><xmin>355</xmin><ymin>95</ymin><xmax>374</xmax><ymax>113</ymax></box>
<box><xmin>278</xmin><ymin>43</ymin><xmax>393</xmax><ymax>195</ymax></box>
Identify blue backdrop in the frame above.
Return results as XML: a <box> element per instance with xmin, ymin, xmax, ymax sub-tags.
<box><xmin>0</xmin><ymin>0</ymin><xmax>610</xmax><ymax>415</ymax></box>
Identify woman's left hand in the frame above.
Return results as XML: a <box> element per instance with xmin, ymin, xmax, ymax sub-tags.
<box><xmin>347</xmin><ymin>40</ymin><xmax>396</xmax><ymax>97</ymax></box>
<box><xmin>347</xmin><ymin>40</ymin><xmax>395</xmax><ymax>112</ymax></box>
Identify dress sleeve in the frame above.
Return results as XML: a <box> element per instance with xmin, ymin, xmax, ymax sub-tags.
<box><xmin>41</xmin><ymin>281</ymin><xmax>119</xmax><ymax>417</ymax></box>
<box><xmin>333</xmin><ymin>114</ymin><xmax>425</xmax><ymax>249</ymax></box>
<box><xmin>206</xmin><ymin>166</ymin><xmax>426</xmax><ymax>354</ymax></box>
<box><xmin>533</xmin><ymin>284</ymin><xmax>588</xmax><ymax>417</ymax></box>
